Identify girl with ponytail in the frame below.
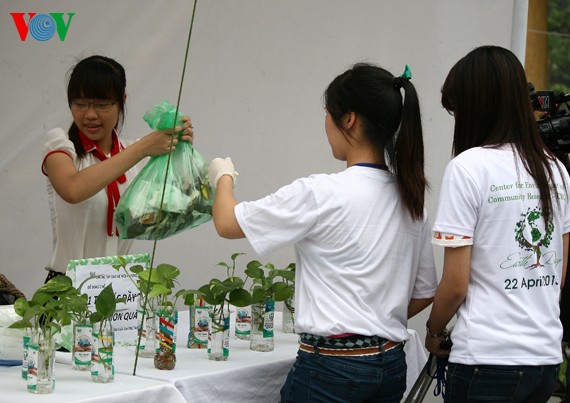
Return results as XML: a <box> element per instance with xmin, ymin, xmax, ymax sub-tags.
<box><xmin>208</xmin><ymin>62</ymin><xmax>437</xmax><ymax>402</ymax></box>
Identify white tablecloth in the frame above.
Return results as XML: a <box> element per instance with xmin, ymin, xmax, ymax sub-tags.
<box><xmin>0</xmin><ymin>361</ymin><xmax>187</xmax><ymax>403</ymax></box>
<box><xmin>33</xmin><ymin>309</ymin><xmax>426</xmax><ymax>402</ymax></box>
<box><xmin>109</xmin><ymin>311</ymin><xmax>427</xmax><ymax>403</ymax></box>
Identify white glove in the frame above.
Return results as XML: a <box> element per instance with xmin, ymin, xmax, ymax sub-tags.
<box><xmin>208</xmin><ymin>157</ymin><xmax>239</xmax><ymax>188</ymax></box>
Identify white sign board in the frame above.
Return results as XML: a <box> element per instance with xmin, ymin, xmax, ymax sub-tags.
<box><xmin>61</xmin><ymin>254</ymin><xmax>149</xmax><ymax>350</ymax></box>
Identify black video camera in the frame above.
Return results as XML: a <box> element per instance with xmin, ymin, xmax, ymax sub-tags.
<box><xmin>529</xmin><ymin>83</ymin><xmax>570</xmax><ymax>155</ymax></box>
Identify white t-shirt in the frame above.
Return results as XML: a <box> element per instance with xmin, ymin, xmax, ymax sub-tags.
<box><xmin>42</xmin><ymin>128</ymin><xmax>141</xmax><ymax>273</ymax></box>
<box><xmin>433</xmin><ymin>144</ymin><xmax>570</xmax><ymax>365</ymax></box>
<box><xmin>235</xmin><ymin>165</ymin><xmax>438</xmax><ymax>342</ymax></box>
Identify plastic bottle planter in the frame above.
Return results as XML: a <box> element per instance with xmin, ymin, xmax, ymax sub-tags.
<box><xmin>235</xmin><ymin>305</ymin><xmax>252</xmax><ymax>340</ymax></box>
<box><xmin>72</xmin><ymin>322</ymin><xmax>93</xmax><ymax>371</ymax></box>
<box><xmin>154</xmin><ymin>310</ymin><xmax>177</xmax><ymax>370</ymax></box>
<box><xmin>26</xmin><ymin>331</ymin><xmax>55</xmax><ymax>394</ymax></box>
<box><xmin>137</xmin><ymin>297</ymin><xmax>158</xmax><ymax>358</ymax></box>
<box><xmin>207</xmin><ymin>307</ymin><xmax>230</xmax><ymax>361</ymax></box>
<box><xmin>21</xmin><ymin>328</ymin><xmax>32</xmax><ymax>379</ymax></box>
<box><xmin>91</xmin><ymin>323</ymin><xmax>114</xmax><ymax>383</ymax></box>
<box><xmin>188</xmin><ymin>303</ymin><xmax>211</xmax><ymax>349</ymax></box>
<box><xmin>282</xmin><ymin>295</ymin><xmax>295</xmax><ymax>334</ymax></box>
<box><xmin>250</xmin><ymin>299</ymin><xmax>275</xmax><ymax>352</ymax></box>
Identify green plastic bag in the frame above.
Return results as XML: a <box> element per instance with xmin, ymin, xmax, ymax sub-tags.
<box><xmin>115</xmin><ymin>101</ymin><xmax>214</xmax><ymax>240</ymax></box>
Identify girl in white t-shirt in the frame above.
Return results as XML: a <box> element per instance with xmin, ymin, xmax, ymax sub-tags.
<box><xmin>425</xmin><ymin>45</ymin><xmax>570</xmax><ymax>402</ymax></box>
<box><xmin>208</xmin><ymin>63</ymin><xmax>438</xmax><ymax>402</ymax></box>
<box><xmin>41</xmin><ymin>55</ymin><xmax>194</xmax><ymax>281</ymax></box>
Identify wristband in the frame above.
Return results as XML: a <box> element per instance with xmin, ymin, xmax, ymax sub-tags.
<box><xmin>426</xmin><ymin>321</ymin><xmax>445</xmax><ymax>338</ymax></box>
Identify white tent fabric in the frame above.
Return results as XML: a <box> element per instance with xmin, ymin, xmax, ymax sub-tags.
<box><xmin>1</xmin><ymin>1</ymin><xmax>523</xmax><ymax>355</ymax></box>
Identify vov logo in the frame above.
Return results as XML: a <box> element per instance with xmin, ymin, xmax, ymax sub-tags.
<box><xmin>10</xmin><ymin>13</ymin><xmax>75</xmax><ymax>42</ymax></box>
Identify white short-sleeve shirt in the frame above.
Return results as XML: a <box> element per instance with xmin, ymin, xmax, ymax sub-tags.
<box><xmin>433</xmin><ymin>144</ymin><xmax>570</xmax><ymax>365</ymax></box>
<box><xmin>235</xmin><ymin>166</ymin><xmax>438</xmax><ymax>342</ymax></box>
<box><xmin>42</xmin><ymin>128</ymin><xmax>141</xmax><ymax>273</ymax></box>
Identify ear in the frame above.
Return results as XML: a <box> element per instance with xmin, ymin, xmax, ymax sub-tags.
<box><xmin>345</xmin><ymin>112</ymin><xmax>356</xmax><ymax>130</ymax></box>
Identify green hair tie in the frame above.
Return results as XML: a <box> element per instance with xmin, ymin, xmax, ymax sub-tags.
<box><xmin>401</xmin><ymin>64</ymin><xmax>412</xmax><ymax>80</ymax></box>
<box><xmin>394</xmin><ymin>64</ymin><xmax>412</xmax><ymax>89</ymax></box>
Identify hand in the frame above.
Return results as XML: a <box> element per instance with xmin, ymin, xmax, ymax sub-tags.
<box><xmin>176</xmin><ymin>116</ymin><xmax>194</xmax><ymax>144</ymax></box>
<box><xmin>425</xmin><ymin>334</ymin><xmax>451</xmax><ymax>359</ymax></box>
<box><xmin>209</xmin><ymin>157</ymin><xmax>239</xmax><ymax>187</ymax></box>
<box><xmin>137</xmin><ymin>129</ymin><xmax>180</xmax><ymax>157</ymax></box>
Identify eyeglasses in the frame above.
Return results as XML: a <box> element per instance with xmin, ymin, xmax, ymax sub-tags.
<box><xmin>71</xmin><ymin>100</ymin><xmax>116</xmax><ymax>112</ymax></box>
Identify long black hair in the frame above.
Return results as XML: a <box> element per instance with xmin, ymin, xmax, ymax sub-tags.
<box><xmin>66</xmin><ymin>55</ymin><xmax>127</xmax><ymax>158</ymax></box>
<box><xmin>324</xmin><ymin>62</ymin><xmax>427</xmax><ymax>220</ymax></box>
<box><xmin>441</xmin><ymin>45</ymin><xmax>561</xmax><ymax>223</ymax></box>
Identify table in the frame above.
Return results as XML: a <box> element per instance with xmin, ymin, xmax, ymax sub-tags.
<box><xmin>4</xmin><ymin>310</ymin><xmax>426</xmax><ymax>402</ymax></box>
<box><xmin>0</xmin><ymin>362</ymin><xmax>187</xmax><ymax>403</ymax></box>
<box><xmin>108</xmin><ymin>311</ymin><xmax>427</xmax><ymax>403</ymax></box>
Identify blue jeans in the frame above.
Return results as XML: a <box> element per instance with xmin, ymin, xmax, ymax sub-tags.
<box><xmin>444</xmin><ymin>362</ymin><xmax>560</xmax><ymax>403</ymax></box>
<box><xmin>280</xmin><ymin>344</ymin><xmax>406</xmax><ymax>403</ymax></box>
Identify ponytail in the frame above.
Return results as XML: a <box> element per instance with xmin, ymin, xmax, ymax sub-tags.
<box><xmin>392</xmin><ymin>80</ymin><xmax>427</xmax><ymax>221</ymax></box>
<box><xmin>324</xmin><ymin>63</ymin><xmax>428</xmax><ymax>221</ymax></box>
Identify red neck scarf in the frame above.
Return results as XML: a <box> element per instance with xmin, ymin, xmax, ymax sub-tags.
<box><xmin>79</xmin><ymin>130</ymin><xmax>126</xmax><ymax>236</ymax></box>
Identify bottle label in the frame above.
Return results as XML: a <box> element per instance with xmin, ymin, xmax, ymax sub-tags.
<box><xmin>26</xmin><ymin>343</ymin><xmax>38</xmax><ymax>391</ymax></box>
<box><xmin>190</xmin><ymin>305</ymin><xmax>211</xmax><ymax>348</ymax></box>
<box><xmin>223</xmin><ymin>315</ymin><xmax>230</xmax><ymax>357</ymax></box>
<box><xmin>22</xmin><ymin>334</ymin><xmax>31</xmax><ymax>379</ymax></box>
<box><xmin>73</xmin><ymin>323</ymin><xmax>93</xmax><ymax>367</ymax></box>
<box><xmin>235</xmin><ymin>306</ymin><xmax>251</xmax><ymax>336</ymax></box>
<box><xmin>263</xmin><ymin>300</ymin><xmax>275</xmax><ymax>338</ymax></box>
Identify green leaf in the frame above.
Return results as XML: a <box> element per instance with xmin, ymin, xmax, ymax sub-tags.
<box><xmin>8</xmin><ymin>319</ymin><xmax>32</xmax><ymax>329</ymax></box>
<box><xmin>251</xmin><ymin>287</ymin><xmax>269</xmax><ymax>304</ymax></box>
<box><xmin>12</xmin><ymin>297</ymin><xmax>29</xmax><ymax>317</ymax></box>
<box><xmin>94</xmin><ymin>284</ymin><xmax>117</xmax><ymax>320</ymax></box>
<box><xmin>245</xmin><ymin>265</ymin><xmax>264</xmax><ymax>279</ymax></box>
<box><xmin>230</xmin><ymin>252</ymin><xmax>245</xmax><ymax>261</ymax></box>
<box><xmin>217</xmin><ymin>262</ymin><xmax>230</xmax><ymax>269</ymax></box>
<box><xmin>90</xmin><ymin>312</ymin><xmax>103</xmax><ymax>323</ymax></box>
<box><xmin>273</xmin><ymin>286</ymin><xmax>293</xmax><ymax>302</ymax></box>
<box><xmin>182</xmin><ymin>293</ymin><xmax>196</xmax><ymax>306</ymax></box>
<box><xmin>149</xmin><ymin>284</ymin><xmax>171</xmax><ymax>298</ymax></box>
<box><xmin>228</xmin><ymin>288</ymin><xmax>252</xmax><ymax>307</ymax></box>
<box><xmin>277</xmin><ymin>269</ymin><xmax>296</xmax><ymax>281</ymax></box>
<box><xmin>156</xmin><ymin>263</ymin><xmax>180</xmax><ymax>280</ymax></box>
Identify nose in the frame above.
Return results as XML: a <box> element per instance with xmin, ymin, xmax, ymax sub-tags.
<box><xmin>85</xmin><ymin>105</ymin><xmax>98</xmax><ymax>117</ymax></box>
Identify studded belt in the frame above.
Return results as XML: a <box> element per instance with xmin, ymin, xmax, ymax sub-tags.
<box><xmin>299</xmin><ymin>340</ymin><xmax>401</xmax><ymax>356</ymax></box>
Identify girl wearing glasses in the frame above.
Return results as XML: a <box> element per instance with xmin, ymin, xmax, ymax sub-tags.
<box><xmin>41</xmin><ymin>55</ymin><xmax>194</xmax><ymax>282</ymax></box>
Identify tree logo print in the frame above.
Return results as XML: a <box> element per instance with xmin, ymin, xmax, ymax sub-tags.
<box><xmin>514</xmin><ymin>207</ymin><xmax>554</xmax><ymax>269</ymax></box>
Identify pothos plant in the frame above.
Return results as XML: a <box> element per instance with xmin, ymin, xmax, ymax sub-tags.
<box><xmin>113</xmin><ymin>256</ymin><xmax>196</xmax><ymax>315</ymax></box>
<box><xmin>197</xmin><ymin>252</ymin><xmax>252</xmax><ymax>332</ymax></box>
<box><xmin>246</xmin><ymin>261</ymin><xmax>294</xmax><ymax>305</ymax></box>
<box><xmin>89</xmin><ymin>283</ymin><xmax>126</xmax><ymax>329</ymax></box>
<box><xmin>9</xmin><ymin>275</ymin><xmax>90</xmax><ymax>341</ymax></box>
<box><xmin>113</xmin><ymin>256</ymin><xmax>196</xmax><ymax>371</ymax></box>
<box><xmin>276</xmin><ymin>263</ymin><xmax>295</xmax><ymax>322</ymax></box>
<box><xmin>245</xmin><ymin>260</ymin><xmax>295</xmax><ymax>335</ymax></box>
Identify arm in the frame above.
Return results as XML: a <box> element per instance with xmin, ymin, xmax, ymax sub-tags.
<box><xmin>209</xmin><ymin>157</ymin><xmax>244</xmax><ymax>239</ymax></box>
<box><xmin>562</xmin><ymin>233</ymin><xmax>568</xmax><ymax>289</ymax></box>
<box><xmin>45</xmin><ymin>118</ymin><xmax>193</xmax><ymax>204</ymax></box>
<box><xmin>425</xmin><ymin>245</ymin><xmax>471</xmax><ymax>357</ymax></box>
<box><xmin>408</xmin><ymin>297</ymin><xmax>433</xmax><ymax>319</ymax></box>
<box><xmin>212</xmin><ymin>175</ymin><xmax>245</xmax><ymax>239</ymax></box>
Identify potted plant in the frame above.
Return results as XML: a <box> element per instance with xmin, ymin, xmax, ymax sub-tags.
<box><xmin>89</xmin><ymin>283</ymin><xmax>125</xmax><ymax>383</ymax></box>
<box><xmin>245</xmin><ymin>260</ymin><xmax>294</xmax><ymax>352</ymax></box>
<box><xmin>197</xmin><ymin>252</ymin><xmax>252</xmax><ymax>361</ymax></box>
<box><xmin>113</xmin><ymin>257</ymin><xmax>195</xmax><ymax>371</ymax></box>
<box><xmin>277</xmin><ymin>263</ymin><xmax>296</xmax><ymax>333</ymax></box>
<box><xmin>9</xmin><ymin>275</ymin><xmax>89</xmax><ymax>393</ymax></box>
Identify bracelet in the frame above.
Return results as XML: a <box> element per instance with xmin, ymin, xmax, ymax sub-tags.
<box><xmin>426</xmin><ymin>321</ymin><xmax>445</xmax><ymax>338</ymax></box>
